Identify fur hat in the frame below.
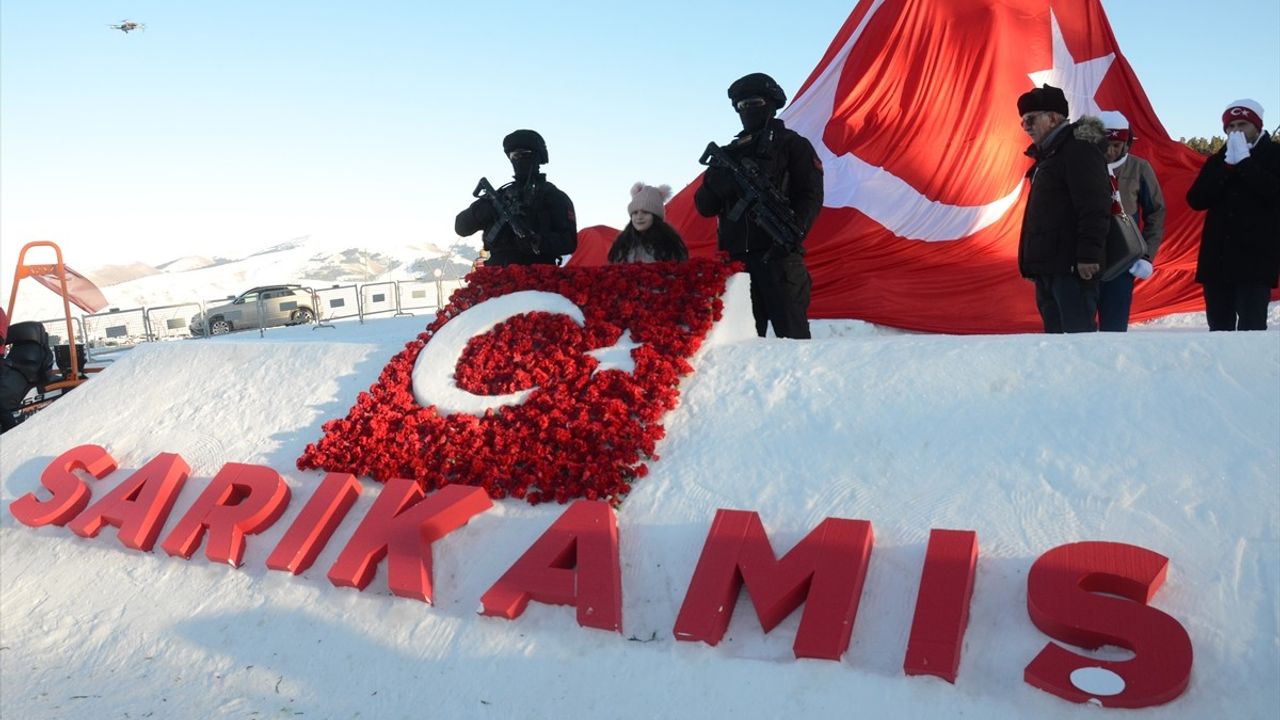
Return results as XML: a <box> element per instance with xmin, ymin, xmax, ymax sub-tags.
<box><xmin>1017</xmin><ymin>84</ymin><xmax>1069</xmax><ymax>117</ymax></box>
<box><xmin>728</xmin><ymin>73</ymin><xmax>787</xmax><ymax>108</ymax></box>
<box><xmin>502</xmin><ymin>129</ymin><xmax>549</xmax><ymax>164</ymax></box>
<box><xmin>1099</xmin><ymin>110</ymin><xmax>1131</xmax><ymax>142</ymax></box>
<box><xmin>627</xmin><ymin>182</ymin><xmax>672</xmax><ymax>219</ymax></box>
<box><xmin>1222</xmin><ymin>99</ymin><xmax>1264</xmax><ymax>132</ymax></box>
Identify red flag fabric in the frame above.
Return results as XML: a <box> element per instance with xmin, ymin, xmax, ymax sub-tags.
<box><xmin>572</xmin><ymin>0</ymin><xmax>1264</xmax><ymax>333</ymax></box>
<box><xmin>570</xmin><ymin>225</ymin><xmax>618</xmax><ymax>267</ymax></box>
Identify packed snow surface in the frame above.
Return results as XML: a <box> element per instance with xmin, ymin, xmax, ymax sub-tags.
<box><xmin>2</xmin><ymin>303</ymin><xmax>1277</xmax><ymax>719</ymax></box>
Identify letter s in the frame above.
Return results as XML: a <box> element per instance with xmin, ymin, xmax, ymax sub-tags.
<box><xmin>10</xmin><ymin>444</ymin><xmax>117</xmax><ymax>527</ymax></box>
<box><xmin>1024</xmin><ymin>541</ymin><xmax>1193</xmax><ymax>708</ymax></box>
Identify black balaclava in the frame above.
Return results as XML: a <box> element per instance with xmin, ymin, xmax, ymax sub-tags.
<box><xmin>510</xmin><ymin>153</ymin><xmax>540</xmax><ymax>182</ymax></box>
<box><xmin>727</xmin><ymin>73</ymin><xmax>786</xmax><ymax>135</ymax></box>
<box><xmin>502</xmin><ymin>129</ymin><xmax>549</xmax><ymax>184</ymax></box>
<box><xmin>737</xmin><ymin>101</ymin><xmax>776</xmax><ymax>134</ymax></box>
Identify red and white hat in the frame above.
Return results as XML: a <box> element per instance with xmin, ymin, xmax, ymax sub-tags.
<box><xmin>1099</xmin><ymin>110</ymin><xmax>1130</xmax><ymax>142</ymax></box>
<box><xmin>1222</xmin><ymin>99</ymin><xmax>1264</xmax><ymax>132</ymax></box>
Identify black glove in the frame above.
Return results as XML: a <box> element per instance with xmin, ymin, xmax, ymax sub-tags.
<box><xmin>469</xmin><ymin>198</ymin><xmax>498</xmax><ymax>226</ymax></box>
<box><xmin>703</xmin><ymin>166</ymin><xmax>737</xmax><ymax>202</ymax></box>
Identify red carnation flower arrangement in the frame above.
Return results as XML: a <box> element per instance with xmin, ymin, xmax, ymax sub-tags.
<box><xmin>297</xmin><ymin>258</ymin><xmax>736</xmax><ymax>505</ymax></box>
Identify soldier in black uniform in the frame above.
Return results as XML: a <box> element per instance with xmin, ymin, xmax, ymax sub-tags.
<box><xmin>455</xmin><ymin>129</ymin><xmax>577</xmax><ymax>266</ymax></box>
<box><xmin>694</xmin><ymin>73</ymin><xmax>824</xmax><ymax>339</ymax></box>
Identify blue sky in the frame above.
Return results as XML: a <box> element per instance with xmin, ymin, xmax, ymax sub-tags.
<box><xmin>2</xmin><ymin>1</ymin><xmax>1278</xmax><ymax>277</ymax></box>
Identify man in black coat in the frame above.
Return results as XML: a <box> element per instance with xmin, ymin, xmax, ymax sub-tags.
<box><xmin>1186</xmin><ymin>99</ymin><xmax>1280</xmax><ymax>331</ymax></box>
<box><xmin>1016</xmin><ymin>84</ymin><xmax>1112</xmax><ymax>334</ymax></box>
<box><xmin>695</xmin><ymin>73</ymin><xmax>824</xmax><ymax>339</ymax></box>
<box><xmin>455</xmin><ymin>129</ymin><xmax>577</xmax><ymax>267</ymax></box>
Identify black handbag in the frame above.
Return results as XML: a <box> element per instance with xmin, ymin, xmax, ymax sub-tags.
<box><xmin>1101</xmin><ymin>213</ymin><xmax>1147</xmax><ymax>282</ymax></box>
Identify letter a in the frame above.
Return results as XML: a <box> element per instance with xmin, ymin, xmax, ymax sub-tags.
<box><xmin>479</xmin><ymin>500</ymin><xmax>622</xmax><ymax>633</ymax></box>
<box><xmin>66</xmin><ymin>453</ymin><xmax>190</xmax><ymax>552</ymax></box>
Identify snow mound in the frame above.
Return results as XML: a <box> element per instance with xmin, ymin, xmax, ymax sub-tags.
<box><xmin>1</xmin><ymin>317</ymin><xmax>1277</xmax><ymax>718</ymax></box>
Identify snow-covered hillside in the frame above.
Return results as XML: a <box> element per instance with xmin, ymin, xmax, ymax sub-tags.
<box><xmin>1</xmin><ymin>283</ymin><xmax>1277</xmax><ymax>718</ymax></box>
<box><xmin>1</xmin><ymin>235</ymin><xmax>478</xmax><ymax>323</ymax></box>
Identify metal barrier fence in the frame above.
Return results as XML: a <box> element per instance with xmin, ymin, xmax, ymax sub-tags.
<box><xmin>360</xmin><ymin>281</ymin><xmax>398</xmax><ymax>318</ymax></box>
<box><xmin>396</xmin><ymin>280</ymin><xmax>436</xmax><ymax>314</ymax></box>
<box><xmin>314</xmin><ymin>285</ymin><xmax>362</xmax><ymax>323</ymax></box>
<box><xmin>147</xmin><ymin>302</ymin><xmax>203</xmax><ymax>340</ymax></box>
<box><xmin>36</xmin><ymin>316</ymin><xmax>86</xmax><ymax>348</ymax></box>
<box><xmin>83</xmin><ymin>307</ymin><xmax>149</xmax><ymax>347</ymax></box>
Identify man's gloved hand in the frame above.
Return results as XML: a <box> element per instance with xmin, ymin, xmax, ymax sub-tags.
<box><xmin>469</xmin><ymin>198</ymin><xmax>498</xmax><ymax>226</ymax></box>
<box><xmin>1129</xmin><ymin>258</ymin><xmax>1153</xmax><ymax>279</ymax></box>
<box><xmin>702</xmin><ymin>166</ymin><xmax>737</xmax><ymax>202</ymax></box>
<box><xmin>1224</xmin><ymin>131</ymin><xmax>1251</xmax><ymax>165</ymax></box>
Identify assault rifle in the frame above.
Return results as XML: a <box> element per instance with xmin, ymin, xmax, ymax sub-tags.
<box><xmin>699</xmin><ymin>141</ymin><xmax>806</xmax><ymax>257</ymax></box>
<box><xmin>473</xmin><ymin>177</ymin><xmax>540</xmax><ymax>254</ymax></box>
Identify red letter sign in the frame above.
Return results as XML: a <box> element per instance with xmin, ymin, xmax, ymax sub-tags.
<box><xmin>673</xmin><ymin>510</ymin><xmax>874</xmax><ymax>660</ymax></box>
<box><xmin>267</xmin><ymin>472</ymin><xmax>362</xmax><ymax>575</ymax></box>
<box><xmin>903</xmin><ymin>529</ymin><xmax>979</xmax><ymax>683</ymax></box>
<box><xmin>10</xmin><ymin>444</ymin><xmax>118</xmax><ymax>527</ymax></box>
<box><xmin>480</xmin><ymin>500</ymin><xmax>622</xmax><ymax>632</ymax></box>
<box><xmin>1024</xmin><ymin>541</ymin><xmax>1193</xmax><ymax>708</ymax></box>
<box><xmin>327</xmin><ymin>480</ymin><xmax>492</xmax><ymax>603</ymax></box>
<box><xmin>66</xmin><ymin>452</ymin><xmax>190</xmax><ymax>552</ymax></box>
<box><xmin>160</xmin><ymin>463</ymin><xmax>291</xmax><ymax>567</ymax></box>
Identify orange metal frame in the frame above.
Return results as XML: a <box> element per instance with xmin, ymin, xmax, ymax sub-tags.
<box><xmin>5</xmin><ymin>240</ymin><xmax>99</xmax><ymax>392</ymax></box>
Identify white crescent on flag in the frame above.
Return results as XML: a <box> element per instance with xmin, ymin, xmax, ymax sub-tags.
<box><xmin>783</xmin><ymin>0</ymin><xmax>1024</xmax><ymax>242</ymax></box>
<box><xmin>411</xmin><ymin>291</ymin><xmax>642</xmax><ymax>416</ymax></box>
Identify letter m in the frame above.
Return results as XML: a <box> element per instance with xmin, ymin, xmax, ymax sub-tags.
<box><xmin>672</xmin><ymin>509</ymin><xmax>873</xmax><ymax>661</ymax></box>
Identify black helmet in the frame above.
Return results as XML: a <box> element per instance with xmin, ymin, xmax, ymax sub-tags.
<box><xmin>727</xmin><ymin>73</ymin><xmax>786</xmax><ymax>109</ymax></box>
<box><xmin>502</xmin><ymin>129</ymin><xmax>549</xmax><ymax>164</ymax></box>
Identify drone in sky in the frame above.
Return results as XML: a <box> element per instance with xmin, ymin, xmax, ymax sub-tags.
<box><xmin>108</xmin><ymin>20</ymin><xmax>145</xmax><ymax>34</ymax></box>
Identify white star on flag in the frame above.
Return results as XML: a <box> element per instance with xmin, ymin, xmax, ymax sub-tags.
<box><xmin>587</xmin><ymin>329</ymin><xmax>642</xmax><ymax>376</ymax></box>
<box><xmin>1027</xmin><ymin>10</ymin><xmax>1115</xmax><ymax>120</ymax></box>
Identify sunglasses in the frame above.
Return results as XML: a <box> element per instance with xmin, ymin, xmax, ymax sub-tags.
<box><xmin>1020</xmin><ymin>112</ymin><xmax>1047</xmax><ymax>128</ymax></box>
<box><xmin>507</xmin><ymin>149</ymin><xmax>534</xmax><ymax>161</ymax></box>
<box><xmin>735</xmin><ymin>97</ymin><xmax>769</xmax><ymax>111</ymax></box>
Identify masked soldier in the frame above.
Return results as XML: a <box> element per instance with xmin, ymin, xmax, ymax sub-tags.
<box><xmin>694</xmin><ymin>73</ymin><xmax>824</xmax><ymax>339</ymax></box>
<box><xmin>455</xmin><ymin>129</ymin><xmax>577</xmax><ymax>266</ymax></box>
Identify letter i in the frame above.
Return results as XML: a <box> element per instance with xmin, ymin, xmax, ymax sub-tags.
<box><xmin>903</xmin><ymin>529</ymin><xmax>979</xmax><ymax>683</ymax></box>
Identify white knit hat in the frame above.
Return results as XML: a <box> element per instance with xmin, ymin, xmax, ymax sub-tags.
<box><xmin>627</xmin><ymin>182</ymin><xmax>672</xmax><ymax>219</ymax></box>
<box><xmin>1098</xmin><ymin>110</ymin><xmax>1131</xmax><ymax>142</ymax></box>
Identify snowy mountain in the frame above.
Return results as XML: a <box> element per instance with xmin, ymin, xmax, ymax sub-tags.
<box><xmin>82</xmin><ymin>261</ymin><xmax>162</xmax><ymax>287</ymax></box>
<box><xmin>2</xmin><ymin>235</ymin><xmax>479</xmax><ymax>323</ymax></box>
<box><xmin>1</xmin><ymin>273</ymin><xmax>1276</xmax><ymax>718</ymax></box>
<box><xmin>156</xmin><ymin>255</ymin><xmax>221</xmax><ymax>273</ymax></box>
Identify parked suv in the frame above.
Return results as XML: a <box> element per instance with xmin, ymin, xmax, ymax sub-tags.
<box><xmin>190</xmin><ymin>285</ymin><xmax>316</xmax><ymax>336</ymax></box>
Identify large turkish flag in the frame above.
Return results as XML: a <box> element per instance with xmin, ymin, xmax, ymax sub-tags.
<box><xmin>574</xmin><ymin>0</ymin><xmax>1249</xmax><ymax>333</ymax></box>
